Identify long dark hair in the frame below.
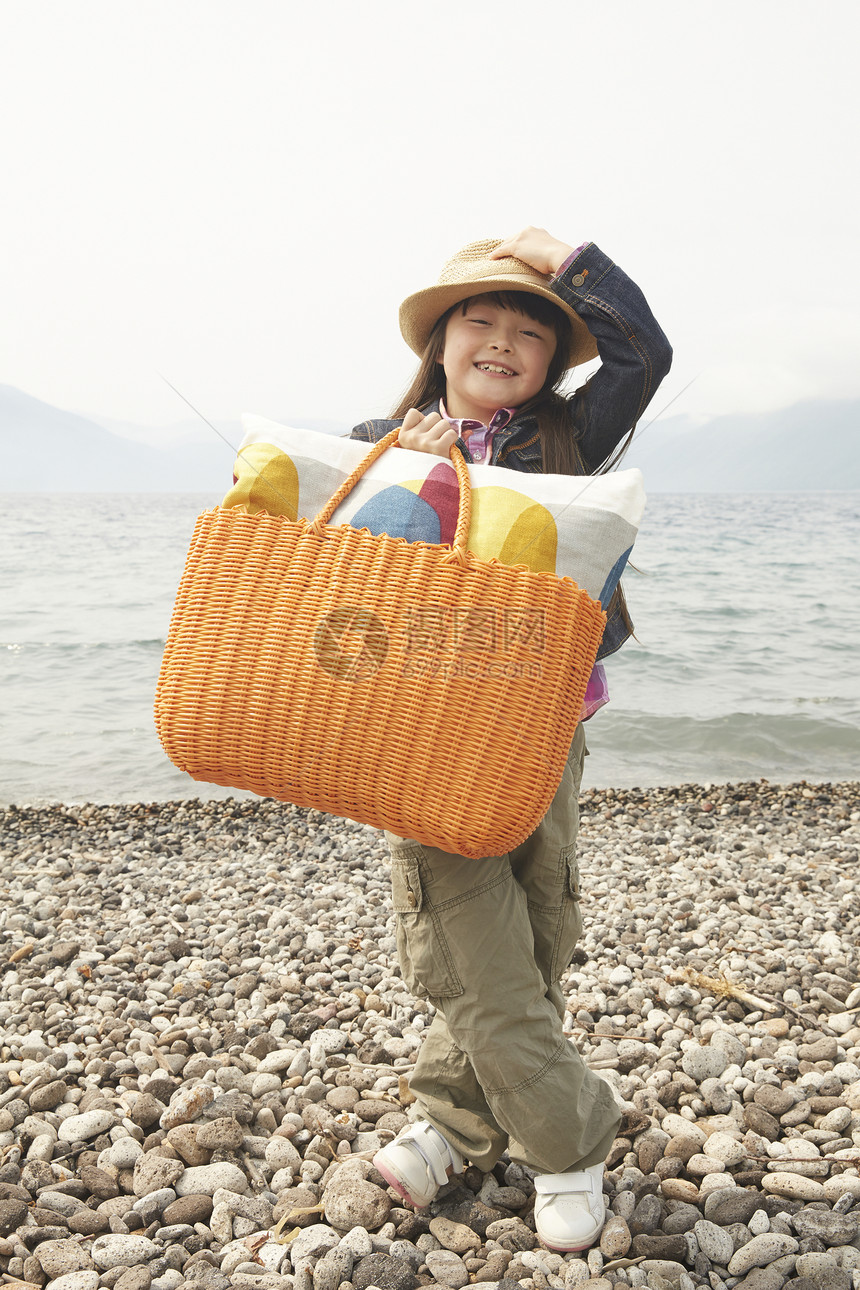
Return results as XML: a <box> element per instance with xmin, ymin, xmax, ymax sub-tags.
<box><xmin>393</xmin><ymin>290</ymin><xmax>634</xmax><ymax>632</ymax></box>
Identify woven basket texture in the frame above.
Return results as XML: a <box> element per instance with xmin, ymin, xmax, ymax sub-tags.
<box><xmin>155</xmin><ymin>432</ymin><xmax>606</xmax><ymax>858</ymax></box>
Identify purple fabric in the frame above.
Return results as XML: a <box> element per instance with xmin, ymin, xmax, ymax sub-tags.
<box><xmin>438</xmin><ymin>398</ymin><xmax>515</xmax><ymax>463</ymax></box>
<box><xmin>581</xmin><ymin>663</ymin><xmax>609</xmax><ymax>722</ymax></box>
<box><xmin>551</xmin><ymin>243</ymin><xmax>588</xmax><ymax>280</ymax></box>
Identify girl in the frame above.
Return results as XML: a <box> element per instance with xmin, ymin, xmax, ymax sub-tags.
<box><xmin>349</xmin><ymin>227</ymin><xmax>672</xmax><ymax>1252</ymax></box>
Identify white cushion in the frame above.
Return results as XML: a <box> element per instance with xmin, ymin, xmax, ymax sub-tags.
<box><xmin>223</xmin><ymin>414</ymin><xmax>645</xmax><ymax>607</ymax></box>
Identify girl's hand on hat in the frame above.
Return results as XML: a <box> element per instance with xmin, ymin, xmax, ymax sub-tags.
<box><xmin>397</xmin><ymin>407</ymin><xmax>459</xmax><ymax>456</ymax></box>
<box><xmin>490</xmin><ymin>226</ymin><xmax>574</xmax><ymax>277</ymax></box>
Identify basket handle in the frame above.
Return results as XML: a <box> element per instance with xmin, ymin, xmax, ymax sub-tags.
<box><xmin>309</xmin><ymin>427</ymin><xmax>473</xmax><ymax>566</ymax></box>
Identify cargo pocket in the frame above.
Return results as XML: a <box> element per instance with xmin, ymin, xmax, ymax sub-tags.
<box><xmin>564</xmin><ymin>847</ymin><xmax>582</xmax><ymax>902</ymax></box>
<box><xmin>551</xmin><ymin>844</ymin><xmax>584</xmax><ymax>980</ymax></box>
<box><xmin>390</xmin><ymin>850</ymin><xmax>463</xmax><ymax>1000</ymax></box>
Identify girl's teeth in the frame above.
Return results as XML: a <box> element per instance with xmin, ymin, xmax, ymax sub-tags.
<box><xmin>478</xmin><ymin>364</ymin><xmax>512</xmax><ymax>374</ymax></box>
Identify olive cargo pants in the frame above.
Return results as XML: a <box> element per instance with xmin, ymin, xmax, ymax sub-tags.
<box><xmin>384</xmin><ymin>724</ymin><xmax>621</xmax><ymax>1174</ymax></box>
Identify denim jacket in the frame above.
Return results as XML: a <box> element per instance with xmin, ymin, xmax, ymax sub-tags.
<box><xmin>350</xmin><ymin>243</ymin><xmax>673</xmax><ymax>659</ymax></box>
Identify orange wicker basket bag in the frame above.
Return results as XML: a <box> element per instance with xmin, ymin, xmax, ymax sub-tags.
<box><xmin>155</xmin><ymin>429</ymin><xmax>606</xmax><ymax>858</ymax></box>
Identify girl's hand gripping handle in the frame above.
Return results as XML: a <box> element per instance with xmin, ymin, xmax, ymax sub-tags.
<box><xmin>397</xmin><ymin>406</ymin><xmax>459</xmax><ymax>456</ymax></box>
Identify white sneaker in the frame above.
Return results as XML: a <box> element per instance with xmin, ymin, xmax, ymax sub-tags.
<box><xmin>533</xmin><ymin>1163</ymin><xmax>606</xmax><ymax>1252</ymax></box>
<box><xmin>373</xmin><ymin>1120</ymin><xmax>464</xmax><ymax>1208</ymax></box>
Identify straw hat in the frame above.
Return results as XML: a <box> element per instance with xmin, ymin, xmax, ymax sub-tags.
<box><xmin>399</xmin><ymin>237</ymin><xmax>599</xmax><ymax>369</ymax></box>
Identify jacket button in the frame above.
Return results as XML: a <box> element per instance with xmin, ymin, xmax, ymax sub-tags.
<box><xmin>407</xmin><ymin>891</ymin><xmax>416</xmax><ymax>908</ymax></box>
<box><xmin>571</xmin><ymin>273</ymin><xmax>586</xmax><ymax>287</ymax></box>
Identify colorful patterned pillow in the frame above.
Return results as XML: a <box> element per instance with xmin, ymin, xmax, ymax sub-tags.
<box><xmin>223</xmin><ymin>415</ymin><xmax>645</xmax><ymax>609</ymax></box>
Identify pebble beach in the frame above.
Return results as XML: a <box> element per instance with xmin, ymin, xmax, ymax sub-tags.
<box><xmin>1</xmin><ymin>780</ymin><xmax>859</xmax><ymax>1290</ymax></box>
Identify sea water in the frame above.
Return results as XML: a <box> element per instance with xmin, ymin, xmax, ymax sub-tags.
<box><xmin>2</xmin><ymin>491</ymin><xmax>858</xmax><ymax>804</ymax></box>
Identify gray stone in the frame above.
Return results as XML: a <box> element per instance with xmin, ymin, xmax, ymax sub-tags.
<box><xmin>37</xmin><ymin>1190</ymin><xmax>85</xmax><ymax>1219</ymax></box>
<box><xmin>762</xmin><ymin>1172</ymin><xmax>827</xmax><ymax>1202</ymax></box>
<box><xmin>791</xmin><ymin>1206</ymin><xmax>858</xmax><ymax>1245</ymax></box>
<box><xmin>132</xmin><ymin>1187</ymin><xmax>177</xmax><ymax>1223</ymax></box>
<box><xmin>35</xmin><ymin>1239</ymin><xmax>96</xmax><ymax>1277</ymax></box>
<box><xmin>132</xmin><ymin>1153</ymin><xmax>185</xmax><ymax>1197</ymax></box>
<box><xmin>745</xmin><ymin>1103</ymin><xmax>781</xmax><ymax>1139</ymax></box>
<box><xmin>693</xmin><ymin>1218</ymin><xmax>734</xmax><ymax>1264</ymax></box>
<box><xmin>630</xmin><ymin>1233</ymin><xmax>687</xmax><ymax>1262</ymax></box>
<box><xmin>599</xmin><ymin>1214</ymin><xmax>632</xmax><ymax>1257</ymax></box>
<box><xmin>749</xmin><ymin>1208</ymin><xmax>770</xmax><ymax>1235</ymax></box>
<box><xmin>323</xmin><ymin>1171</ymin><xmax>392</xmax><ymax>1232</ymax></box>
<box><xmin>753</xmin><ymin>1085</ymin><xmax>795</xmax><ymax>1116</ymax></box>
<box><xmin>681</xmin><ymin>1043</ymin><xmax>728</xmax><ymax>1081</ymax></box>
<box><xmin>175</xmin><ymin>1162</ymin><xmax>249</xmax><ymax>1196</ymax></box>
<box><xmin>797</xmin><ymin>1037</ymin><xmax>838</xmax><ymax>1062</ymax></box>
<box><xmin>212</xmin><ymin>1188</ymin><xmax>273</xmax><ymax>1226</ymax></box>
<box><xmin>636</xmin><ymin>1127</ymin><xmax>670</xmax><ymax>1174</ymax></box>
<box><xmin>388</xmin><ymin>1239</ymin><xmax>424</xmax><ymax>1269</ymax></box>
<box><xmin>30</xmin><ymin>1079</ymin><xmax>69</xmax><ymax>1112</ymax></box>
<box><xmin>704</xmin><ymin>1188</ymin><xmax>766</xmax><ymax>1227</ymax></box>
<box><xmin>159</xmin><ymin>1083</ymin><xmax>216</xmax><ymax>1130</ymax></box>
<box><xmin>781</xmin><ymin>1098</ymin><xmax>813</xmax><ymax>1128</ymax></box>
<box><xmin>733</xmin><ymin>1270</ymin><xmax>785</xmax><ymax>1290</ymax></box>
<box><xmin>264</xmin><ymin>1135</ymin><xmax>302</xmax><ymax>1172</ymax></box>
<box><xmin>710</xmin><ymin>1029</ymin><xmax>747</xmax><ymax>1066</ymax></box>
<box><xmin>130</xmin><ymin>1093</ymin><xmax>165</xmax><ymax>1129</ymax></box>
<box><xmin>428</xmin><ymin>1216</ymin><xmax>482</xmax><ymax>1254</ymax></box>
<box><xmin>57</xmin><ymin>1109</ymin><xmax>118</xmax><ymax>1142</ymax></box>
<box><xmin>663</xmin><ymin>1203</ymin><xmax>701</xmax><ymax>1235</ymax></box>
<box><xmin>115</xmin><ymin>1269</ymin><xmax>154</xmax><ymax>1290</ymax></box>
<box><xmin>312</xmin><ymin>1245</ymin><xmax>354</xmax><ymax>1290</ymax></box>
<box><xmin>40</xmin><ymin>1274</ymin><xmax>100</xmax><ymax>1290</ymax></box>
<box><xmin>271</xmin><ymin>1184</ymin><xmax>323</xmax><ymax>1228</ymax></box>
<box><xmin>338</xmin><ymin>1225</ymin><xmax>374</xmax><ymax>1257</ymax></box>
<box><xmin>424</xmin><ymin>1248</ymin><xmax>470</xmax><ymax>1288</ymax></box>
<box><xmin>289</xmin><ymin>1223</ymin><xmax>340</xmax><ymax>1263</ymax></box>
<box><xmin>638</xmin><ymin>1261</ymin><xmax>688</xmax><ymax>1283</ymax></box>
<box><xmin>0</xmin><ymin>1198</ymin><xmax>28</xmax><ymax>1235</ymax></box>
<box><xmin>153</xmin><ymin>1222</ymin><xmax>194</xmax><ymax>1242</ymax></box>
<box><xmin>563</xmin><ymin>1261</ymin><xmax>591</xmax><ymax>1288</ymax></box>
<box><xmin>91</xmin><ymin>1233</ymin><xmax>162</xmax><ymax>1269</ymax></box>
<box><xmin>161</xmin><ymin>1193</ymin><xmax>213</xmax><ymax>1225</ymax></box>
<box><xmin>727</xmin><ymin>1232</ymin><xmax>799</xmax><ymax>1276</ymax></box>
<box><xmin>794</xmin><ymin>1251</ymin><xmax>840</xmax><ymax>1278</ymax></box>
<box><xmin>184</xmin><ymin>1265</ymin><xmax>230</xmax><ymax>1289</ymax></box>
<box><xmin>630</xmin><ymin>1193</ymin><xmax>664</xmax><ymax>1235</ymax></box>
<box><xmin>701</xmin><ymin>1077</ymin><xmax>734</xmax><ymax>1114</ymax></box>
<box><xmin>352</xmin><ymin>1252</ymin><xmax>418</xmax><ymax>1289</ymax></box>
<box><xmin>787</xmin><ymin>1270</ymin><xmax>852</xmax><ymax>1290</ymax></box>
<box><xmin>100</xmin><ymin>1137</ymin><xmax>144</xmax><ymax>1171</ymax></box>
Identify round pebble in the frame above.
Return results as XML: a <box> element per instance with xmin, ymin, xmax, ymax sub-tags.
<box><xmin>90</xmin><ymin>1233</ymin><xmax>161</xmax><ymax>1269</ymax></box>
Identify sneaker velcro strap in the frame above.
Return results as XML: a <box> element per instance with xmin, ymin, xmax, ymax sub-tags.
<box><xmin>407</xmin><ymin>1122</ymin><xmax>460</xmax><ymax>1185</ymax></box>
<box><xmin>534</xmin><ymin>1170</ymin><xmax>600</xmax><ymax>1199</ymax></box>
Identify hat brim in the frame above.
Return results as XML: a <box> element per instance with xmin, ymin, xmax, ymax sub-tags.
<box><xmin>399</xmin><ymin>276</ymin><xmax>599</xmax><ymax>369</ymax></box>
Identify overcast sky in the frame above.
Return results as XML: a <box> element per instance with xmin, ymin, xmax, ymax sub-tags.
<box><xmin>2</xmin><ymin>0</ymin><xmax>858</xmax><ymax>434</ymax></box>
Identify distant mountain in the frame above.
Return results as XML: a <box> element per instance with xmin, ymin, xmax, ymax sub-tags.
<box><xmin>623</xmin><ymin>399</ymin><xmax>859</xmax><ymax>491</ymax></box>
<box><xmin>0</xmin><ymin>386</ymin><xmax>348</xmax><ymax>493</ymax></box>
<box><xmin>96</xmin><ymin>411</ymin><xmax>346</xmax><ymax>447</ymax></box>
<box><xmin>1</xmin><ymin>385</ymin><xmax>857</xmax><ymax>492</ymax></box>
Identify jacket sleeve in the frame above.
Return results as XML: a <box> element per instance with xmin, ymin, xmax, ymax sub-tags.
<box><xmin>552</xmin><ymin>244</ymin><xmax>673</xmax><ymax>473</ymax></box>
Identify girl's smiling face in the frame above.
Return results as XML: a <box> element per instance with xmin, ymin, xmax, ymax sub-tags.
<box><xmin>439</xmin><ymin>297</ymin><xmax>557</xmax><ymax>422</ymax></box>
